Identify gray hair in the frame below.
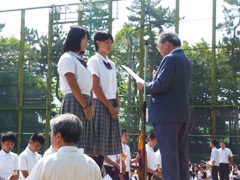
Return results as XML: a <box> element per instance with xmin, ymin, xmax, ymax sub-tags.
<box><xmin>158</xmin><ymin>31</ymin><xmax>181</xmax><ymax>47</ymax></box>
<box><xmin>50</xmin><ymin>113</ymin><xmax>82</xmax><ymax>144</ymax></box>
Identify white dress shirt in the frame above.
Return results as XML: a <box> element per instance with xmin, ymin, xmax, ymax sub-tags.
<box><xmin>0</xmin><ymin>149</ymin><xmax>19</xmax><ymax>179</ymax></box>
<box><xmin>155</xmin><ymin>149</ymin><xmax>162</xmax><ymax>166</ymax></box>
<box><xmin>197</xmin><ymin>171</ymin><xmax>206</xmax><ymax>180</ymax></box>
<box><xmin>210</xmin><ymin>147</ymin><xmax>219</xmax><ymax>166</ymax></box>
<box><xmin>103</xmin><ymin>154</ymin><xmax>118</xmax><ymax>167</ymax></box>
<box><xmin>19</xmin><ymin>146</ymin><xmax>42</xmax><ymax>179</ymax></box>
<box><xmin>122</xmin><ymin>143</ymin><xmax>131</xmax><ymax>172</ymax></box>
<box><xmin>26</xmin><ymin>146</ymin><xmax>102</xmax><ymax>180</ymax></box>
<box><xmin>230</xmin><ymin>170</ymin><xmax>240</xmax><ymax>179</ymax></box>
<box><xmin>145</xmin><ymin>144</ymin><xmax>157</xmax><ymax>171</ymax></box>
<box><xmin>87</xmin><ymin>53</ymin><xmax>117</xmax><ymax>99</ymax></box>
<box><xmin>218</xmin><ymin>147</ymin><xmax>233</xmax><ymax>163</ymax></box>
<box><xmin>43</xmin><ymin>145</ymin><xmax>55</xmax><ymax>157</ymax></box>
<box><xmin>58</xmin><ymin>51</ymin><xmax>93</xmax><ymax>96</ymax></box>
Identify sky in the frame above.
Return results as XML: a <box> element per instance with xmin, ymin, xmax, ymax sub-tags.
<box><xmin>0</xmin><ymin>0</ymin><xmax>226</xmax><ymax>45</ymax></box>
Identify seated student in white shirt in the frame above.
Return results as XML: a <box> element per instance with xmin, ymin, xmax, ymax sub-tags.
<box><xmin>121</xmin><ymin>129</ymin><xmax>139</xmax><ymax>180</ymax></box>
<box><xmin>197</xmin><ymin>165</ymin><xmax>209</xmax><ymax>180</ymax></box>
<box><xmin>145</xmin><ymin>131</ymin><xmax>161</xmax><ymax>180</ymax></box>
<box><xmin>26</xmin><ymin>113</ymin><xmax>102</xmax><ymax>180</ymax></box>
<box><xmin>19</xmin><ymin>133</ymin><xmax>45</xmax><ymax>179</ymax></box>
<box><xmin>230</xmin><ymin>165</ymin><xmax>240</xmax><ymax>180</ymax></box>
<box><xmin>0</xmin><ymin>131</ymin><xmax>19</xmax><ymax>180</ymax></box>
<box><xmin>129</xmin><ymin>167</ymin><xmax>139</xmax><ymax>180</ymax></box>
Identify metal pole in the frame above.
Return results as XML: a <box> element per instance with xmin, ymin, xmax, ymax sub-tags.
<box><xmin>139</xmin><ymin>0</ymin><xmax>145</xmax><ymax>179</ymax></box>
<box><xmin>127</xmin><ymin>36</ymin><xmax>133</xmax><ymax>133</ymax></box>
<box><xmin>77</xmin><ymin>6</ymin><xmax>83</xmax><ymax>26</ymax></box>
<box><xmin>210</xmin><ymin>0</ymin><xmax>216</xmax><ymax>138</ymax></box>
<box><xmin>45</xmin><ymin>9</ymin><xmax>53</xmax><ymax>150</ymax></box>
<box><xmin>175</xmin><ymin>0</ymin><xmax>180</xmax><ymax>34</ymax></box>
<box><xmin>108</xmin><ymin>0</ymin><xmax>112</xmax><ymax>34</ymax></box>
<box><xmin>17</xmin><ymin>10</ymin><xmax>25</xmax><ymax>154</ymax></box>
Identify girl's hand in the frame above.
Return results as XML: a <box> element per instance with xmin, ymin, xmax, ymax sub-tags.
<box><xmin>83</xmin><ymin>106</ymin><xmax>94</xmax><ymax>120</ymax></box>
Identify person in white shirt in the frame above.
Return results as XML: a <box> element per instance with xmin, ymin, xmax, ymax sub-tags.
<box><xmin>19</xmin><ymin>133</ymin><xmax>45</xmax><ymax>179</ymax></box>
<box><xmin>218</xmin><ymin>141</ymin><xmax>233</xmax><ymax>180</ymax></box>
<box><xmin>43</xmin><ymin>145</ymin><xmax>55</xmax><ymax>157</ymax></box>
<box><xmin>26</xmin><ymin>113</ymin><xmax>102</xmax><ymax>180</ymax></box>
<box><xmin>146</xmin><ymin>131</ymin><xmax>161</xmax><ymax>180</ymax></box>
<box><xmin>197</xmin><ymin>165</ymin><xmax>209</xmax><ymax>180</ymax></box>
<box><xmin>155</xmin><ymin>149</ymin><xmax>162</xmax><ymax>167</ymax></box>
<box><xmin>121</xmin><ymin>129</ymin><xmax>139</xmax><ymax>180</ymax></box>
<box><xmin>104</xmin><ymin>154</ymin><xmax>122</xmax><ymax>180</ymax></box>
<box><xmin>130</xmin><ymin>167</ymin><xmax>139</xmax><ymax>180</ymax></box>
<box><xmin>210</xmin><ymin>139</ymin><xmax>220</xmax><ymax>180</ymax></box>
<box><xmin>87</xmin><ymin>31</ymin><xmax>122</xmax><ymax>170</ymax></box>
<box><xmin>57</xmin><ymin>26</ymin><xmax>95</xmax><ymax>157</ymax></box>
<box><xmin>230</xmin><ymin>165</ymin><xmax>240</xmax><ymax>180</ymax></box>
<box><xmin>0</xmin><ymin>131</ymin><xmax>19</xmax><ymax>180</ymax></box>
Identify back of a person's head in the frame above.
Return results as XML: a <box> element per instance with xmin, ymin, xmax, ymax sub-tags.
<box><xmin>148</xmin><ymin>130</ymin><xmax>155</xmax><ymax>141</ymax></box>
<box><xmin>94</xmin><ymin>30</ymin><xmax>113</xmax><ymax>51</ymax></box>
<box><xmin>211</xmin><ymin>139</ymin><xmax>218</xmax><ymax>147</ymax></box>
<box><xmin>158</xmin><ymin>31</ymin><xmax>181</xmax><ymax>47</ymax></box>
<box><xmin>1</xmin><ymin>131</ymin><xmax>17</xmax><ymax>143</ymax></box>
<box><xmin>30</xmin><ymin>133</ymin><xmax>45</xmax><ymax>145</ymax></box>
<box><xmin>50</xmin><ymin>113</ymin><xmax>83</xmax><ymax>144</ymax></box>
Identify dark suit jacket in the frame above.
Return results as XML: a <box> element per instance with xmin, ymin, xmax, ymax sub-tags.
<box><xmin>146</xmin><ymin>48</ymin><xmax>193</xmax><ymax>123</ymax></box>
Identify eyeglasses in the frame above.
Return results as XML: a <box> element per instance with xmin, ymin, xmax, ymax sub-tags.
<box><xmin>103</xmin><ymin>41</ymin><xmax>114</xmax><ymax>46</ymax></box>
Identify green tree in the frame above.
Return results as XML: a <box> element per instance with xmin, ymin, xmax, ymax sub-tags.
<box><xmin>0</xmin><ymin>23</ymin><xmax>5</xmax><ymax>32</ymax></box>
<box><xmin>0</xmin><ymin>36</ymin><xmax>47</xmax><ymax>152</ymax></box>
<box><xmin>80</xmin><ymin>1</ymin><xmax>109</xmax><ymax>56</ymax></box>
<box><xmin>216</xmin><ymin>0</ymin><xmax>240</xmax><ymax>156</ymax></box>
<box><xmin>127</xmin><ymin>0</ymin><xmax>176</xmax><ymax>74</ymax></box>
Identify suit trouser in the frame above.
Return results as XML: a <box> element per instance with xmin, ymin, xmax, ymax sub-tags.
<box><xmin>212</xmin><ymin>166</ymin><xmax>219</xmax><ymax>180</ymax></box>
<box><xmin>219</xmin><ymin>163</ymin><xmax>229</xmax><ymax>180</ymax></box>
<box><xmin>153</xmin><ymin>122</ymin><xmax>189</xmax><ymax>180</ymax></box>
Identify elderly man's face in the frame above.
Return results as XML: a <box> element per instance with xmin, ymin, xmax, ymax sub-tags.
<box><xmin>156</xmin><ymin>41</ymin><xmax>170</xmax><ymax>57</ymax></box>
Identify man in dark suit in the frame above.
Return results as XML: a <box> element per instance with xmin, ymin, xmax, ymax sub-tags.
<box><xmin>137</xmin><ymin>31</ymin><xmax>193</xmax><ymax>180</ymax></box>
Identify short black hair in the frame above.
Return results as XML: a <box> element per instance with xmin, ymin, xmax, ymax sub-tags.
<box><xmin>211</xmin><ymin>139</ymin><xmax>218</xmax><ymax>147</ymax></box>
<box><xmin>63</xmin><ymin>26</ymin><xmax>89</xmax><ymax>55</ymax></box>
<box><xmin>30</xmin><ymin>133</ymin><xmax>45</xmax><ymax>145</ymax></box>
<box><xmin>158</xmin><ymin>31</ymin><xmax>181</xmax><ymax>47</ymax></box>
<box><xmin>148</xmin><ymin>130</ymin><xmax>155</xmax><ymax>140</ymax></box>
<box><xmin>1</xmin><ymin>131</ymin><xmax>17</xmax><ymax>143</ymax></box>
<box><xmin>121</xmin><ymin>129</ymin><xmax>128</xmax><ymax>135</ymax></box>
<box><xmin>94</xmin><ymin>31</ymin><xmax>114</xmax><ymax>51</ymax></box>
<box><xmin>130</xmin><ymin>168</ymin><xmax>135</xmax><ymax>172</ymax></box>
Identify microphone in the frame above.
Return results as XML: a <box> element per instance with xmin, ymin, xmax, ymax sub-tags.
<box><xmin>144</xmin><ymin>35</ymin><xmax>150</xmax><ymax>45</ymax></box>
<box><xmin>143</xmin><ymin>35</ymin><xmax>150</xmax><ymax>41</ymax></box>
